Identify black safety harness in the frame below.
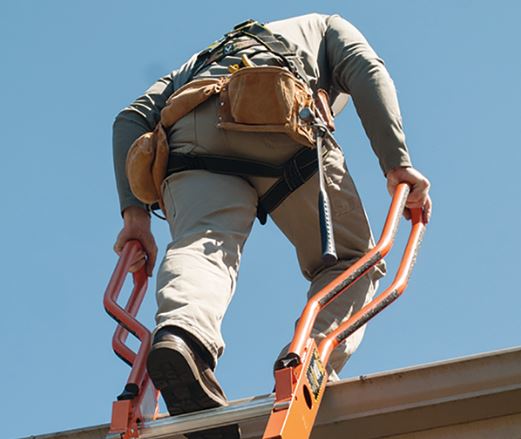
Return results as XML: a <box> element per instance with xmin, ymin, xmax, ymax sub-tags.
<box><xmin>165</xmin><ymin>20</ymin><xmax>322</xmax><ymax>224</ymax></box>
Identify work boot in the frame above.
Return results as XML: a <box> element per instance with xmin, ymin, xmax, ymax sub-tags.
<box><xmin>147</xmin><ymin>326</ymin><xmax>241</xmax><ymax>439</ymax></box>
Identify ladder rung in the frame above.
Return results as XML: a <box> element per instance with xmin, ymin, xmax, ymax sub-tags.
<box><xmin>106</xmin><ymin>394</ymin><xmax>274</xmax><ymax>439</ymax></box>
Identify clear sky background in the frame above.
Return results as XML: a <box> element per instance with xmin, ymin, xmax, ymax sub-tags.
<box><xmin>1</xmin><ymin>1</ymin><xmax>520</xmax><ymax>438</ymax></box>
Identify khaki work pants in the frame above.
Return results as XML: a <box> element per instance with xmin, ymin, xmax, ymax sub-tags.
<box><xmin>156</xmin><ymin>96</ymin><xmax>384</xmax><ymax>375</ymax></box>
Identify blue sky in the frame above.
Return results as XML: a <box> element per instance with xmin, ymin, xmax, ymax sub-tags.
<box><xmin>1</xmin><ymin>1</ymin><xmax>520</xmax><ymax>438</ymax></box>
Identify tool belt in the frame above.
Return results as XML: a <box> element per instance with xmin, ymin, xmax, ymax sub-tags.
<box><xmin>126</xmin><ymin>67</ymin><xmax>322</xmax><ymax>211</ymax></box>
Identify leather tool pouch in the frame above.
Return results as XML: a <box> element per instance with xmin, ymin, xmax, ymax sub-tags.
<box><xmin>126</xmin><ymin>123</ymin><xmax>169</xmax><ymax>208</ymax></box>
<box><xmin>126</xmin><ymin>77</ymin><xmax>226</xmax><ymax>209</ymax></box>
<box><xmin>218</xmin><ymin>66</ymin><xmax>316</xmax><ymax>147</ymax></box>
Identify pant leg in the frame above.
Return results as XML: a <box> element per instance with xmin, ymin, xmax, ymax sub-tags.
<box><xmin>156</xmin><ymin>170</ymin><xmax>258</xmax><ymax>366</ymax></box>
<box><xmin>156</xmin><ymin>96</ymin><xmax>302</xmax><ymax>367</ymax></box>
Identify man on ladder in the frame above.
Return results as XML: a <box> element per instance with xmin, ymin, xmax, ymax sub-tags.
<box><xmin>112</xmin><ymin>13</ymin><xmax>432</xmax><ymax>439</ymax></box>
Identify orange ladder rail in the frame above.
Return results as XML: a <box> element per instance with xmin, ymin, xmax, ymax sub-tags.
<box><xmin>263</xmin><ymin>183</ymin><xmax>427</xmax><ymax>439</ymax></box>
<box><xmin>103</xmin><ymin>240</ymin><xmax>159</xmax><ymax>439</ymax></box>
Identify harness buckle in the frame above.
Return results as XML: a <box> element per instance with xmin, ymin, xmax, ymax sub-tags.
<box><xmin>223</xmin><ymin>42</ymin><xmax>234</xmax><ymax>55</ymax></box>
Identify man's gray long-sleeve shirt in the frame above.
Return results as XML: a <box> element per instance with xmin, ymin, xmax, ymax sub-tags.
<box><xmin>113</xmin><ymin>13</ymin><xmax>412</xmax><ymax>213</ymax></box>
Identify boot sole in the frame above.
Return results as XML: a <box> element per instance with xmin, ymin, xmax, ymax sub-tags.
<box><xmin>147</xmin><ymin>341</ymin><xmax>241</xmax><ymax>439</ymax></box>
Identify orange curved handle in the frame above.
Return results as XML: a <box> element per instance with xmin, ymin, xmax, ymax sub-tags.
<box><xmin>285</xmin><ymin>183</ymin><xmax>416</xmax><ymax>363</ymax></box>
<box><xmin>103</xmin><ymin>240</ymin><xmax>150</xmax><ymax>388</ymax></box>
<box><xmin>318</xmin><ymin>206</ymin><xmax>426</xmax><ymax>364</ymax></box>
<box><xmin>104</xmin><ymin>241</ymin><xmax>160</xmax><ymax>437</ymax></box>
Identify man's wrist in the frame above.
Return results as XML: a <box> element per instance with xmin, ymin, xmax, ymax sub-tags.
<box><xmin>123</xmin><ymin>206</ymin><xmax>150</xmax><ymax>224</ymax></box>
<box><xmin>386</xmin><ymin>165</ymin><xmax>410</xmax><ymax>178</ymax></box>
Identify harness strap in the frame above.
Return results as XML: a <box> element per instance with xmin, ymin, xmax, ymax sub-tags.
<box><xmin>192</xmin><ymin>20</ymin><xmax>309</xmax><ymax>84</ymax></box>
<box><xmin>256</xmin><ymin>147</ymin><xmax>318</xmax><ymax>224</ymax></box>
<box><xmin>167</xmin><ymin>148</ymin><xmax>318</xmax><ymax>224</ymax></box>
<box><xmin>240</xmin><ymin>23</ymin><xmax>309</xmax><ymax>82</ymax></box>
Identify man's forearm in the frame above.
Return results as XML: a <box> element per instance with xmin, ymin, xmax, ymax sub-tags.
<box><xmin>346</xmin><ymin>60</ymin><xmax>412</xmax><ymax>174</ymax></box>
<box><xmin>112</xmin><ymin>111</ymin><xmax>151</xmax><ymax>214</ymax></box>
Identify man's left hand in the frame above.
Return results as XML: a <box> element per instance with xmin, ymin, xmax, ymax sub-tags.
<box><xmin>386</xmin><ymin>166</ymin><xmax>432</xmax><ymax>224</ymax></box>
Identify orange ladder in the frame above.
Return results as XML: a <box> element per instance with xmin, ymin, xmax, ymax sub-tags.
<box><xmin>104</xmin><ymin>182</ymin><xmax>425</xmax><ymax>438</ymax></box>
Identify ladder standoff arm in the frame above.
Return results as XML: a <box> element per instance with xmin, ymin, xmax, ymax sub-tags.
<box><xmin>318</xmin><ymin>206</ymin><xmax>425</xmax><ymax>365</ymax></box>
<box><xmin>103</xmin><ymin>240</ymin><xmax>159</xmax><ymax>439</ymax></box>
<box><xmin>263</xmin><ymin>183</ymin><xmax>426</xmax><ymax>439</ymax></box>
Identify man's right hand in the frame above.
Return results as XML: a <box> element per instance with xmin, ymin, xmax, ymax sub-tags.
<box><xmin>114</xmin><ymin>206</ymin><xmax>158</xmax><ymax>276</ymax></box>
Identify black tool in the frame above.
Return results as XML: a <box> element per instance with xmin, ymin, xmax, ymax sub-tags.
<box><xmin>299</xmin><ymin>107</ymin><xmax>338</xmax><ymax>266</ymax></box>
